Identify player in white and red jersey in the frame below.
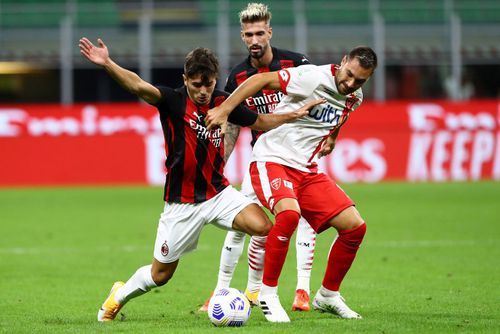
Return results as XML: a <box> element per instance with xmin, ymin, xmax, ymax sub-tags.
<box><xmin>206</xmin><ymin>46</ymin><xmax>377</xmax><ymax>322</ymax></box>
<box><xmin>200</xmin><ymin>2</ymin><xmax>317</xmax><ymax>313</ymax></box>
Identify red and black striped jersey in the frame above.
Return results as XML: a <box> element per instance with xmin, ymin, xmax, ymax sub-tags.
<box><xmin>224</xmin><ymin>47</ymin><xmax>310</xmax><ymax>146</ymax></box>
<box><xmin>153</xmin><ymin>86</ymin><xmax>257</xmax><ymax>204</ymax></box>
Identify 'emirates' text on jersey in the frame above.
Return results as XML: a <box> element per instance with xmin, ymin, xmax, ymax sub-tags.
<box><xmin>225</xmin><ymin>47</ymin><xmax>310</xmax><ymax>146</ymax></box>
<box><xmin>251</xmin><ymin>64</ymin><xmax>363</xmax><ymax>172</ymax></box>
<box><xmin>154</xmin><ymin>86</ymin><xmax>257</xmax><ymax>203</ymax></box>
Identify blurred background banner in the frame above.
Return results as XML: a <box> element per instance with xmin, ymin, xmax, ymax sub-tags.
<box><xmin>0</xmin><ymin>0</ymin><xmax>499</xmax><ymax>103</ymax></box>
<box><xmin>0</xmin><ymin>0</ymin><xmax>499</xmax><ymax>185</ymax></box>
<box><xmin>1</xmin><ymin>100</ymin><xmax>498</xmax><ymax>186</ymax></box>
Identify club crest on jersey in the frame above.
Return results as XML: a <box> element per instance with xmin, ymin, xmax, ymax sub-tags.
<box><xmin>161</xmin><ymin>241</ymin><xmax>169</xmax><ymax>257</ymax></box>
<box><xmin>345</xmin><ymin>96</ymin><xmax>358</xmax><ymax>110</ymax></box>
<box><xmin>271</xmin><ymin>178</ymin><xmax>282</xmax><ymax>190</ymax></box>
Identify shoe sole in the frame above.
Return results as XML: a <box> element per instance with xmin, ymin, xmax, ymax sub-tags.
<box><xmin>292</xmin><ymin>304</ymin><xmax>310</xmax><ymax>312</ymax></box>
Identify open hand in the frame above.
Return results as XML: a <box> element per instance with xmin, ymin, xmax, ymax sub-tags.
<box><xmin>294</xmin><ymin>98</ymin><xmax>327</xmax><ymax>118</ymax></box>
<box><xmin>79</xmin><ymin>37</ymin><xmax>109</xmax><ymax>66</ymax></box>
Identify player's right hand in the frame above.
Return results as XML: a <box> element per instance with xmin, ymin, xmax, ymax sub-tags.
<box><xmin>206</xmin><ymin>105</ymin><xmax>230</xmax><ymax>132</ymax></box>
<box><xmin>79</xmin><ymin>37</ymin><xmax>109</xmax><ymax>66</ymax></box>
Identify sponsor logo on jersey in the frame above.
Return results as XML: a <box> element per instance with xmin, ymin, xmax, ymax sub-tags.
<box><xmin>309</xmin><ymin>103</ymin><xmax>344</xmax><ymax>125</ymax></box>
<box><xmin>284</xmin><ymin>180</ymin><xmax>293</xmax><ymax>189</ymax></box>
<box><xmin>245</xmin><ymin>91</ymin><xmax>284</xmax><ymax>114</ymax></box>
<box><xmin>189</xmin><ymin>112</ymin><xmax>222</xmax><ymax>147</ymax></box>
<box><xmin>161</xmin><ymin>241</ymin><xmax>169</xmax><ymax>257</ymax></box>
<box><xmin>271</xmin><ymin>177</ymin><xmax>282</xmax><ymax>190</ymax></box>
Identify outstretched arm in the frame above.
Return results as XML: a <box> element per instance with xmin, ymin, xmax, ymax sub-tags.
<box><xmin>250</xmin><ymin>98</ymin><xmax>325</xmax><ymax>131</ymax></box>
<box><xmin>79</xmin><ymin>37</ymin><xmax>161</xmax><ymax>104</ymax></box>
<box><xmin>205</xmin><ymin>72</ymin><xmax>281</xmax><ymax>130</ymax></box>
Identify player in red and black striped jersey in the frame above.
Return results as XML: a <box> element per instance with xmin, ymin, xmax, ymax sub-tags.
<box><xmin>225</xmin><ymin>46</ymin><xmax>310</xmax><ymax>147</ymax></box>
<box><xmin>201</xmin><ymin>3</ymin><xmax>317</xmax><ymax>314</ymax></box>
<box><xmin>155</xmin><ymin>85</ymin><xmax>256</xmax><ymax>204</ymax></box>
<box><xmin>79</xmin><ymin>38</ymin><xmax>324</xmax><ymax>322</ymax></box>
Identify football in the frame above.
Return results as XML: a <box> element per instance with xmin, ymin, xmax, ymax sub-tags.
<box><xmin>207</xmin><ymin>288</ymin><xmax>251</xmax><ymax>327</ymax></box>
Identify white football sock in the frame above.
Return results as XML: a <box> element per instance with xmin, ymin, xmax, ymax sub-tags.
<box><xmin>295</xmin><ymin>217</ymin><xmax>316</xmax><ymax>293</ymax></box>
<box><xmin>115</xmin><ymin>264</ymin><xmax>157</xmax><ymax>304</ymax></box>
<box><xmin>296</xmin><ymin>274</ymin><xmax>311</xmax><ymax>295</ymax></box>
<box><xmin>260</xmin><ymin>283</ymin><xmax>278</xmax><ymax>296</ymax></box>
<box><xmin>246</xmin><ymin>235</ymin><xmax>266</xmax><ymax>292</ymax></box>
<box><xmin>215</xmin><ymin>230</ymin><xmax>246</xmax><ymax>291</ymax></box>
<box><xmin>319</xmin><ymin>285</ymin><xmax>340</xmax><ymax>297</ymax></box>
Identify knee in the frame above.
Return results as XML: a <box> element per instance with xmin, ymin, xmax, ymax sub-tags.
<box><xmin>350</xmin><ymin>216</ymin><xmax>365</xmax><ymax>230</ymax></box>
<box><xmin>253</xmin><ymin>219</ymin><xmax>272</xmax><ymax>236</ymax></box>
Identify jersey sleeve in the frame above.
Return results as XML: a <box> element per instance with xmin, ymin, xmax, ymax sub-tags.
<box><xmin>227</xmin><ymin>104</ymin><xmax>258</xmax><ymax>127</ymax></box>
<box><xmin>295</xmin><ymin>54</ymin><xmax>311</xmax><ymax>66</ymax></box>
<box><xmin>278</xmin><ymin>65</ymin><xmax>320</xmax><ymax>98</ymax></box>
<box><xmin>152</xmin><ymin>86</ymin><xmax>175</xmax><ymax>107</ymax></box>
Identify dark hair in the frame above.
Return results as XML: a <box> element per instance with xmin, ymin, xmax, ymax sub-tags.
<box><xmin>348</xmin><ymin>46</ymin><xmax>378</xmax><ymax>70</ymax></box>
<box><xmin>184</xmin><ymin>47</ymin><xmax>219</xmax><ymax>83</ymax></box>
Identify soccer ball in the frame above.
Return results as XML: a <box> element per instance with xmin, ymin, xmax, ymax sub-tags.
<box><xmin>207</xmin><ymin>288</ymin><xmax>251</xmax><ymax>327</ymax></box>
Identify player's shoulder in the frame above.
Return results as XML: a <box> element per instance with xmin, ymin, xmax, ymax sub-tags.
<box><xmin>273</xmin><ymin>47</ymin><xmax>310</xmax><ymax>64</ymax></box>
<box><xmin>286</xmin><ymin>63</ymin><xmax>321</xmax><ymax>75</ymax></box>
<box><xmin>227</xmin><ymin>59</ymin><xmax>251</xmax><ymax>79</ymax></box>
<box><xmin>154</xmin><ymin>85</ymin><xmax>183</xmax><ymax>103</ymax></box>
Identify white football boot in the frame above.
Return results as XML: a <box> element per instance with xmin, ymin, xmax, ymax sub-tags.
<box><xmin>312</xmin><ymin>291</ymin><xmax>362</xmax><ymax>319</ymax></box>
<box><xmin>258</xmin><ymin>293</ymin><xmax>291</xmax><ymax>323</ymax></box>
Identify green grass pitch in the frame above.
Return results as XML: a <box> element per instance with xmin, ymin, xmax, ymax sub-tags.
<box><xmin>0</xmin><ymin>182</ymin><xmax>499</xmax><ymax>333</ymax></box>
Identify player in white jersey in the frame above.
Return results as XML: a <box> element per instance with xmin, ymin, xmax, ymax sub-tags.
<box><xmin>200</xmin><ymin>2</ymin><xmax>317</xmax><ymax>313</ymax></box>
<box><xmin>206</xmin><ymin>46</ymin><xmax>377</xmax><ymax>322</ymax></box>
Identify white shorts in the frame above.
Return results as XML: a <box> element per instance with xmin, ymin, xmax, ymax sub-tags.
<box><xmin>240</xmin><ymin>168</ymin><xmax>260</xmax><ymax>204</ymax></box>
<box><xmin>153</xmin><ymin>185</ymin><xmax>254</xmax><ymax>263</ymax></box>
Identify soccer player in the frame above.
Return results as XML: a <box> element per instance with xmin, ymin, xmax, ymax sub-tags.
<box><xmin>206</xmin><ymin>46</ymin><xmax>377</xmax><ymax>322</ymax></box>
<box><xmin>78</xmin><ymin>37</ymin><xmax>324</xmax><ymax>322</ymax></box>
<box><xmin>200</xmin><ymin>2</ymin><xmax>317</xmax><ymax>313</ymax></box>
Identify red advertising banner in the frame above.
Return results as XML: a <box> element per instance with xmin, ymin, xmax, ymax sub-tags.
<box><xmin>1</xmin><ymin>101</ymin><xmax>499</xmax><ymax>186</ymax></box>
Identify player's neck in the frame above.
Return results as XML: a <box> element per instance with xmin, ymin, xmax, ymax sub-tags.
<box><xmin>250</xmin><ymin>48</ymin><xmax>273</xmax><ymax>68</ymax></box>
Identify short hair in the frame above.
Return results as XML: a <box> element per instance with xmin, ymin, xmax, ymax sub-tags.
<box><xmin>239</xmin><ymin>3</ymin><xmax>272</xmax><ymax>26</ymax></box>
<box><xmin>348</xmin><ymin>46</ymin><xmax>378</xmax><ymax>70</ymax></box>
<box><xmin>184</xmin><ymin>47</ymin><xmax>219</xmax><ymax>82</ymax></box>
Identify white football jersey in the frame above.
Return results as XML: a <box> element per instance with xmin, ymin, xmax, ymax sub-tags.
<box><xmin>250</xmin><ymin>64</ymin><xmax>364</xmax><ymax>172</ymax></box>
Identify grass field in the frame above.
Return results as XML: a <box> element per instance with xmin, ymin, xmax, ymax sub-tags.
<box><xmin>0</xmin><ymin>182</ymin><xmax>499</xmax><ymax>333</ymax></box>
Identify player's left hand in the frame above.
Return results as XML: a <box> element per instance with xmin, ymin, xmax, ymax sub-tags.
<box><xmin>318</xmin><ymin>135</ymin><xmax>336</xmax><ymax>158</ymax></box>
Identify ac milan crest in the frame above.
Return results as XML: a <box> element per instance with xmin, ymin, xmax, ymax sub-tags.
<box><xmin>161</xmin><ymin>241</ymin><xmax>169</xmax><ymax>257</ymax></box>
<box><xmin>271</xmin><ymin>178</ymin><xmax>282</xmax><ymax>190</ymax></box>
